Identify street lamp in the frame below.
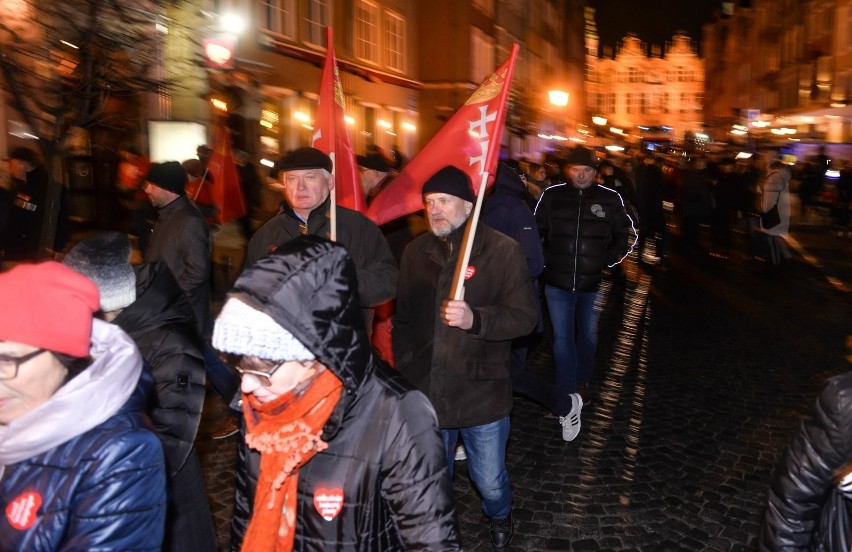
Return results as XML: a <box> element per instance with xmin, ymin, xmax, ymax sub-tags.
<box><xmin>548</xmin><ymin>90</ymin><xmax>570</xmax><ymax>142</ymax></box>
<box><xmin>548</xmin><ymin>90</ymin><xmax>569</xmax><ymax>107</ymax></box>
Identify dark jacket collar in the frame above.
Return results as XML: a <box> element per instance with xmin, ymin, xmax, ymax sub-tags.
<box><xmin>158</xmin><ymin>195</ymin><xmax>190</xmax><ymax>217</ymax></box>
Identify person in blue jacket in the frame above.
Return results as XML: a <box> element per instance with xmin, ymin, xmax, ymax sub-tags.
<box><xmin>483</xmin><ymin>163</ymin><xmax>575</xmax><ymax>437</ymax></box>
<box><xmin>0</xmin><ymin>262</ymin><xmax>167</xmax><ymax>551</ymax></box>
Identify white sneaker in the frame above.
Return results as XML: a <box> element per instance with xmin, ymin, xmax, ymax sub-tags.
<box><xmin>454</xmin><ymin>443</ymin><xmax>467</xmax><ymax>461</ymax></box>
<box><xmin>559</xmin><ymin>394</ymin><xmax>584</xmax><ymax>442</ymax></box>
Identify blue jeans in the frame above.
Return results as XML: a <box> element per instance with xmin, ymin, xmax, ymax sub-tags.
<box><xmin>544</xmin><ymin>285</ymin><xmax>601</xmax><ymax>396</ymax></box>
<box><xmin>441</xmin><ymin>416</ymin><xmax>512</xmax><ymax>519</ymax></box>
<box><xmin>201</xmin><ymin>342</ymin><xmax>241</xmax><ymax>413</ymax></box>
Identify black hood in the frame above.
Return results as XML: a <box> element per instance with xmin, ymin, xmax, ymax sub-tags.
<box><xmin>228</xmin><ymin>235</ymin><xmax>372</xmax><ymax>439</ymax></box>
<box><xmin>493</xmin><ymin>162</ymin><xmax>526</xmax><ymax>199</ymax></box>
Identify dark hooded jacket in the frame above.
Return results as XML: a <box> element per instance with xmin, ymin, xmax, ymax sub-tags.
<box><xmin>760</xmin><ymin>370</ymin><xmax>852</xmax><ymax>552</ymax></box>
<box><xmin>483</xmin><ymin>164</ymin><xmax>544</xmax><ymax>281</ymax></box>
<box><xmin>393</xmin><ymin>222</ymin><xmax>538</xmax><ymax>428</ymax></box>
<box><xmin>534</xmin><ymin>180</ymin><xmax>636</xmax><ymax>292</ymax></box>
<box><xmin>229</xmin><ymin>236</ymin><xmax>460</xmax><ymax>551</ymax></box>
<box><xmin>112</xmin><ymin>262</ymin><xmax>207</xmax><ymax>477</ymax></box>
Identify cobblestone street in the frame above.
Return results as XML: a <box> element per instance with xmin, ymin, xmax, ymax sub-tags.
<box><xmin>199</xmin><ymin>225</ymin><xmax>852</xmax><ymax>551</ymax></box>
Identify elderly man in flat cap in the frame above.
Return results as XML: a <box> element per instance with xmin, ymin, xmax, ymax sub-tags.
<box><xmin>246</xmin><ymin>147</ymin><xmax>396</xmax><ymax>325</ymax></box>
<box><xmin>393</xmin><ymin>165</ymin><xmax>537</xmax><ymax>550</ymax></box>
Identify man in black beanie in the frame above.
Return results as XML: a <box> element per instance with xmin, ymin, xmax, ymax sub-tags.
<box><xmin>392</xmin><ymin>165</ymin><xmax>537</xmax><ymax>550</ymax></box>
<box><xmin>534</xmin><ymin>146</ymin><xmax>637</xmax><ymax>442</ymax></box>
<box><xmin>245</xmin><ymin>147</ymin><xmax>396</xmax><ymax>329</ymax></box>
<box><xmin>144</xmin><ymin>161</ymin><xmax>211</xmax><ymax>337</ymax></box>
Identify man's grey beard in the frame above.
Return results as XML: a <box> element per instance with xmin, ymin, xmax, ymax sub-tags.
<box><xmin>430</xmin><ymin>225</ymin><xmax>452</xmax><ymax>238</ymax></box>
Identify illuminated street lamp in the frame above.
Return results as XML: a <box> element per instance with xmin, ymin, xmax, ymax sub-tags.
<box><xmin>548</xmin><ymin>90</ymin><xmax>570</xmax><ymax>141</ymax></box>
<box><xmin>548</xmin><ymin>90</ymin><xmax>569</xmax><ymax>107</ymax></box>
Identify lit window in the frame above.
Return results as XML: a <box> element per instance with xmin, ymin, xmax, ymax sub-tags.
<box><xmin>257</xmin><ymin>0</ymin><xmax>296</xmax><ymax>39</ymax></box>
<box><xmin>384</xmin><ymin>10</ymin><xmax>406</xmax><ymax>72</ymax></box>
<box><xmin>355</xmin><ymin>0</ymin><xmax>379</xmax><ymax>64</ymax></box>
<box><xmin>470</xmin><ymin>26</ymin><xmax>494</xmax><ymax>83</ymax></box>
<box><xmin>304</xmin><ymin>0</ymin><xmax>330</xmax><ymax>47</ymax></box>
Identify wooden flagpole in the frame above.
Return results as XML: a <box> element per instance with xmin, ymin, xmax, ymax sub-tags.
<box><xmin>329</xmin><ymin>151</ymin><xmax>337</xmax><ymax>241</ymax></box>
<box><xmin>449</xmin><ymin>170</ymin><xmax>490</xmax><ymax>300</ymax></box>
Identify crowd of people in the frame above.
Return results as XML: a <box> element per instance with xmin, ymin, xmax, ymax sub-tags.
<box><xmin>1</xmin><ymin>139</ymin><xmax>851</xmax><ymax>551</ymax></box>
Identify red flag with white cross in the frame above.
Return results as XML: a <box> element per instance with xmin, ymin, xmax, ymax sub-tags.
<box><xmin>366</xmin><ymin>44</ymin><xmax>520</xmax><ymax>227</ymax></box>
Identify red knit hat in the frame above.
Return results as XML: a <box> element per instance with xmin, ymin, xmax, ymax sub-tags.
<box><xmin>0</xmin><ymin>262</ymin><xmax>100</xmax><ymax>357</ymax></box>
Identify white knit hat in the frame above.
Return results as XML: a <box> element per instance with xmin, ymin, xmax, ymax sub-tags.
<box><xmin>63</xmin><ymin>231</ymin><xmax>136</xmax><ymax>313</ymax></box>
<box><xmin>212</xmin><ymin>297</ymin><xmax>315</xmax><ymax>362</ymax></box>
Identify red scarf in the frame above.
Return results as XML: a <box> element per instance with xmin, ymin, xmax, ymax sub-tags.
<box><xmin>241</xmin><ymin>368</ymin><xmax>343</xmax><ymax>552</ymax></box>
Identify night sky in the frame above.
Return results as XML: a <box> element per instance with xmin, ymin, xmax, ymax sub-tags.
<box><xmin>588</xmin><ymin>0</ymin><xmax>725</xmax><ymax>55</ymax></box>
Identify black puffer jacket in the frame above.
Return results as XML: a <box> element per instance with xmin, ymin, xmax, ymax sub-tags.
<box><xmin>534</xmin><ymin>181</ymin><xmax>636</xmax><ymax>292</ymax></box>
<box><xmin>113</xmin><ymin>262</ymin><xmax>207</xmax><ymax>477</ymax></box>
<box><xmin>760</xmin><ymin>370</ymin><xmax>852</xmax><ymax>551</ymax></box>
<box><xmin>230</xmin><ymin>236</ymin><xmax>460</xmax><ymax>551</ymax></box>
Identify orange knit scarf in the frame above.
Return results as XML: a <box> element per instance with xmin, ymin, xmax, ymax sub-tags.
<box><xmin>241</xmin><ymin>368</ymin><xmax>343</xmax><ymax>552</ymax></box>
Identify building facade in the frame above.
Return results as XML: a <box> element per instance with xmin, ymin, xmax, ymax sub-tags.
<box><xmin>165</xmin><ymin>0</ymin><xmax>588</xmax><ymax>165</ymax></box>
<box><xmin>585</xmin><ymin>8</ymin><xmax>705</xmax><ymax>145</ymax></box>
<box><xmin>703</xmin><ymin>0</ymin><xmax>852</xmax><ymax>145</ymax></box>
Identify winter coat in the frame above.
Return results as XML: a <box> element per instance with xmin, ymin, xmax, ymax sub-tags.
<box><xmin>5</xmin><ymin>165</ymin><xmax>48</xmax><ymax>261</ymax></box>
<box><xmin>0</xmin><ymin>320</ymin><xmax>167</xmax><ymax>551</ymax></box>
<box><xmin>760</xmin><ymin>370</ymin><xmax>852</xmax><ymax>551</ymax></box>
<box><xmin>245</xmin><ymin>196</ymin><xmax>397</xmax><ymax>310</ymax></box>
<box><xmin>113</xmin><ymin>262</ymin><xmax>207</xmax><ymax>477</ymax></box>
<box><xmin>636</xmin><ymin>162</ymin><xmax>667</xmax><ymax>226</ymax></box>
<box><xmin>681</xmin><ymin>168</ymin><xmax>714</xmax><ymax>220</ymax></box>
<box><xmin>534</xmin><ymin>181</ymin><xmax>636</xmax><ymax>293</ymax></box>
<box><xmin>145</xmin><ymin>195</ymin><xmax>212</xmax><ymax>336</ymax></box>
<box><xmin>759</xmin><ymin>165</ymin><xmax>792</xmax><ymax>237</ymax></box>
<box><xmin>483</xmin><ymin>166</ymin><xmax>544</xmax><ymax>281</ymax></box>
<box><xmin>393</xmin><ymin>223</ymin><xmax>538</xmax><ymax>428</ymax></box>
<box><xmin>230</xmin><ymin>236</ymin><xmax>460</xmax><ymax>551</ymax></box>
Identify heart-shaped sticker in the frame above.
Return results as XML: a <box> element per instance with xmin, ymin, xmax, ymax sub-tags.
<box><xmin>6</xmin><ymin>490</ymin><xmax>42</xmax><ymax>531</ymax></box>
<box><xmin>313</xmin><ymin>487</ymin><xmax>344</xmax><ymax>521</ymax></box>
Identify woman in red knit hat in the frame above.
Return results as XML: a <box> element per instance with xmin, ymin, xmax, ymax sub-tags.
<box><xmin>0</xmin><ymin>261</ymin><xmax>167</xmax><ymax>551</ymax></box>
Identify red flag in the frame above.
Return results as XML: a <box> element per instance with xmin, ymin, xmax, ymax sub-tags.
<box><xmin>312</xmin><ymin>27</ymin><xmax>366</xmax><ymax>213</ymax></box>
<box><xmin>207</xmin><ymin>125</ymin><xmax>247</xmax><ymax>224</ymax></box>
<box><xmin>367</xmin><ymin>44</ymin><xmax>520</xmax><ymax>226</ymax></box>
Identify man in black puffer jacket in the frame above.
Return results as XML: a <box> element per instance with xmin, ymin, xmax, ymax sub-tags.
<box><xmin>534</xmin><ymin>146</ymin><xmax>637</xmax><ymax>442</ymax></box>
<box><xmin>214</xmin><ymin>236</ymin><xmax>460</xmax><ymax>551</ymax></box>
<box><xmin>760</xmin><ymin>370</ymin><xmax>852</xmax><ymax>551</ymax></box>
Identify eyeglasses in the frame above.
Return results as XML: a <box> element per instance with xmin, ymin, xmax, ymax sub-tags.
<box><xmin>0</xmin><ymin>349</ymin><xmax>46</xmax><ymax>380</ymax></box>
<box><xmin>235</xmin><ymin>357</ymin><xmax>285</xmax><ymax>387</ymax></box>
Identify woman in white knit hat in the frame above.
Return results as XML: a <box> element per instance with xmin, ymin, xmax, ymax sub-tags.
<box><xmin>213</xmin><ymin>235</ymin><xmax>460</xmax><ymax>551</ymax></box>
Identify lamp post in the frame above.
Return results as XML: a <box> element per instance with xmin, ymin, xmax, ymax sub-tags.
<box><xmin>548</xmin><ymin>89</ymin><xmax>570</xmax><ymax>136</ymax></box>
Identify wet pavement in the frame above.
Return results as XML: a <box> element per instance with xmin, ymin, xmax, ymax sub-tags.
<box><xmin>197</xmin><ymin>223</ymin><xmax>852</xmax><ymax>551</ymax></box>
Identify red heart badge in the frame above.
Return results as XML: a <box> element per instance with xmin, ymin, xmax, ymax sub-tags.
<box><xmin>313</xmin><ymin>487</ymin><xmax>344</xmax><ymax>521</ymax></box>
<box><xmin>6</xmin><ymin>490</ymin><xmax>42</xmax><ymax>531</ymax></box>
<box><xmin>464</xmin><ymin>265</ymin><xmax>476</xmax><ymax>280</ymax></box>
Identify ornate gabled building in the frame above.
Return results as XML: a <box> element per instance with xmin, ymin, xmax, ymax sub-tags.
<box><xmin>584</xmin><ymin>7</ymin><xmax>705</xmax><ymax>143</ymax></box>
